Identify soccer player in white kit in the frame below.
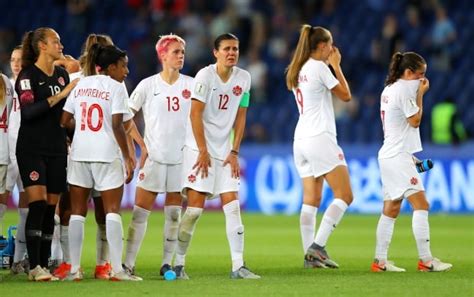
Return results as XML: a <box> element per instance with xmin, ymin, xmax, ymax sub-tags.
<box><xmin>123</xmin><ymin>34</ymin><xmax>193</xmax><ymax>278</ymax></box>
<box><xmin>371</xmin><ymin>52</ymin><xmax>452</xmax><ymax>272</ymax></box>
<box><xmin>3</xmin><ymin>46</ymin><xmax>30</xmax><ymax>274</ymax></box>
<box><xmin>0</xmin><ymin>72</ymin><xmax>14</xmax><ymax>240</ymax></box>
<box><xmin>285</xmin><ymin>25</ymin><xmax>353</xmax><ymax>269</ymax></box>
<box><xmin>52</xmin><ymin>34</ymin><xmax>119</xmax><ymax>280</ymax></box>
<box><xmin>60</xmin><ymin>44</ymin><xmax>140</xmax><ymax>281</ymax></box>
<box><xmin>175</xmin><ymin>33</ymin><xmax>260</xmax><ymax>280</ymax></box>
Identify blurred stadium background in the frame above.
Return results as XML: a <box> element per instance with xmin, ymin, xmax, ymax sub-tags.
<box><xmin>0</xmin><ymin>0</ymin><xmax>472</xmax><ymax>214</ymax></box>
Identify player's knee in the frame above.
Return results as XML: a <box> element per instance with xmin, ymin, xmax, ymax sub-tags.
<box><xmin>339</xmin><ymin>192</ymin><xmax>353</xmax><ymax>205</ymax></box>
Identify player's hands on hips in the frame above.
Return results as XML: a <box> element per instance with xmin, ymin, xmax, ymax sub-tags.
<box><xmin>223</xmin><ymin>153</ymin><xmax>240</xmax><ymax>178</ymax></box>
<box><xmin>193</xmin><ymin>150</ymin><xmax>211</xmax><ymax>178</ymax></box>
<box><xmin>139</xmin><ymin>145</ymin><xmax>148</xmax><ymax>169</ymax></box>
<box><xmin>124</xmin><ymin>157</ymin><xmax>134</xmax><ymax>184</ymax></box>
<box><xmin>418</xmin><ymin>77</ymin><xmax>430</xmax><ymax>95</ymax></box>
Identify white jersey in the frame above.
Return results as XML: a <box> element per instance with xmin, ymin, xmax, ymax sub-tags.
<box><xmin>378</xmin><ymin>79</ymin><xmax>422</xmax><ymax>159</ymax></box>
<box><xmin>185</xmin><ymin>64</ymin><xmax>251</xmax><ymax>160</ymax></box>
<box><xmin>63</xmin><ymin>75</ymin><xmax>129</xmax><ymax>162</ymax></box>
<box><xmin>7</xmin><ymin>77</ymin><xmax>21</xmax><ymax>160</ymax></box>
<box><xmin>129</xmin><ymin>73</ymin><xmax>193</xmax><ymax>164</ymax></box>
<box><xmin>293</xmin><ymin>59</ymin><xmax>339</xmax><ymax>139</ymax></box>
<box><xmin>69</xmin><ymin>71</ymin><xmax>133</xmax><ymax>121</ymax></box>
<box><xmin>0</xmin><ymin>74</ymin><xmax>14</xmax><ymax>165</ymax></box>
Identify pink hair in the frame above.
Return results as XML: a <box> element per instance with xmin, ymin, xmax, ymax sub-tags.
<box><xmin>155</xmin><ymin>34</ymin><xmax>186</xmax><ymax>62</ymax></box>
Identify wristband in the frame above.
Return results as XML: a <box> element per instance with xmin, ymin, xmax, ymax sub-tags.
<box><xmin>231</xmin><ymin>150</ymin><xmax>239</xmax><ymax>155</ymax></box>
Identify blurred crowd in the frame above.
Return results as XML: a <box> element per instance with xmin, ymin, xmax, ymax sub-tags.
<box><xmin>0</xmin><ymin>0</ymin><xmax>472</xmax><ymax>144</ymax></box>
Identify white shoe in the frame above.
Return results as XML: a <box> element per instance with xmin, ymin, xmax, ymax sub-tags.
<box><xmin>28</xmin><ymin>265</ymin><xmax>52</xmax><ymax>281</ymax></box>
<box><xmin>110</xmin><ymin>269</ymin><xmax>143</xmax><ymax>281</ymax></box>
<box><xmin>371</xmin><ymin>259</ymin><xmax>406</xmax><ymax>272</ymax></box>
<box><xmin>418</xmin><ymin>258</ymin><xmax>452</xmax><ymax>272</ymax></box>
<box><xmin>65</xmin><ymin>269</ymin><xmax>84</xmax><ymax>281</ymax></box>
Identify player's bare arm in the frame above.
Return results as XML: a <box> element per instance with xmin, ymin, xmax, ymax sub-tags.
<box><xmin>190</xmin><ymin>98</ymin><xmax>210</xmax><ymax>178</ymax></box>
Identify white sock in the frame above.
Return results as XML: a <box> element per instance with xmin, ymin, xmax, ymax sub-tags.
<box><xmin>50</xmin><ymin>215</ymin><xmax>63</xmax><ymax>261</ymax></box>
<box><xmin>374</xmin><ymin>214</ymin><xmax>396</xmax><ymax>261</ymax></box>
<box><xmin>162</xmin><ymin>205</ymin><xmax>181</xmax><ymax>266</ymax></box>
<box><xmin>60</xmin><ymin>225</ymin><xmax>70</xmax><ymax>263</ymax></box>
<box><xmin>300</xmin><ymin>204</ymin><xmax>317</xmax><ymax>253</ymax></box>
<box><xmin>175</xmin><ymin>207</ymin><xmax>203</xmax><ymax>266</ymax></box>
<box><xmin>222</xmin><ymin>200</ymin><xmax>245</xmax><ymax>271</ymax></box>
<box><xmin>96</xmin><ymin>224</ymin><xmax>109</xmax><ymax>266</ymax></box>
<box><xmin>13</xmin><ymin>208</ymin><xmax>29</xmax><ymax>262</ymax></box>
<box><xmin>314</xmin><ymin>199</ymin><xmax>348</xmax><ymax>247</ymax></box>
<box><xmin>106</xmin><ymin>213</ymin><xmax>124</xmax><ymax>274</ymax></box>
<box><xmin>124</xmin><ymin>205</ymin><xmax>150</xmax><ymax>269</ymax></box>
<box><xmin>68</xmin><ymin>215</ymin><xmax>85</xmax><ymax>273</ymax></box>
<box><xmin>412</xmin><ymin>210</ymin><xmax>432</xmax><ymax>262</ymax></box>
<box><xmin>0</xmin><ymin>203</ymin><xmax>6</xmax><ymax>234</ymax></box>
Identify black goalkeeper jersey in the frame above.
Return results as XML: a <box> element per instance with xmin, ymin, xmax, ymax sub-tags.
<box><xmin>15</xmin><ymin>64</ymin><xmax>70</xmax><ymax>156</ymax></box>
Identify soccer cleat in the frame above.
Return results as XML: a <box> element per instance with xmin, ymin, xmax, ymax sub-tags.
<box><xmin>305</xmin><ymin>243</ymin><xmax>339</xmax><ymax>268</ymax></box>
<box><xmin>230</xmin><ymin>266</ymin><xmax>261</xmax><ymax>279</ymax></box>
<box><xmin>10</xmin><ymin>261</ymin><xmax>25</xmax><ymax>274</ymax></box>
<box><xmin>65</xmin><ymin>269</ymin><xmax>84</xmax><ymax>281</ymax></box>
<box><xmin>28</xmin><ymin>265</ymin><xmax>52</xmax><ymax>281</ymax></box>
<box><xmin>95</xmin><ymin>262</ymin><xmax>111</xmax><ymax>279</ymax></box>
<box><xmin>173</xmin><ymin>265</ymin><xmax>190</xmax><ymax>280</ymax></box>
<box><xmin>22</xmin><ymin>258</ymin><xmax>30</xmax><ymax>273</ymax></box>
<box><xmin>110</xmin><ymin>269</ymin><xmax>143</xmax><ymax>281</ymax></box>
<box><xmin>53</xmin><ymin>262</ymin><xmax>71</xmax><ymax>280</ymax></box>
<box><xmin>48</xmin><ymin>258</ymin><xmax>61</xmax><ymax>273</ymax></box>
<box><xmin>304</xmin><ymin>255</ymin><xmax>327</xmax><ymax>269</ymax></box>
<box><xmin>160</xmin><ymin>264</ymin><xmax>173</xmax><ymax>276</ymax></box>
<box><xmin>371</xmin><ymin>259</ymin><xmax>406</xmax><ymax>272</ymax></box>
<box><xmin>418</xmin><ymin>258</ymin><xmax>452</xmax><ymax>272</ymax></box>
<box><xmin>122</xmin><ymin>264</ymin><xmax>137</xmax><ymax>276</ymax></box>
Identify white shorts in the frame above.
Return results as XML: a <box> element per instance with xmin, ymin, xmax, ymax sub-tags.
<box><xmin>0</xmin><ymin>164</ymin><xmax>7</xmax><ymax>194</ymax></box>
<box><xmin>6</xmin><ymin>158</ymin><xmax>24</xmax><ymax>192</ymax></box>
<box><xmin>67</xmin><ymin>159</ymin><xmax>124</xmax><ymax>191</ymax></box>
<box><xmin>181</xmin><ymin>147</ymin><xmax>239</xmax><ymax>199</ymax></box>
<box><xmin>293</xmin><ymin>133</ymin><xmax>347</xmax><ymax>178</ymax></box>
<box><xmin>136</xmin><ymin>158</ymin><xmax>182</xmax><ymax>193</ymax></box>
<box><xmin>379</xmin><ymin>152</ymin><xmax>424</xmax><ymax>201</ymax></box>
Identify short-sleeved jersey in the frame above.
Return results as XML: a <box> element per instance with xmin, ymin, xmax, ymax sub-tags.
<box><xmin>7</xmin><ymin>78</ymin><xmax>21</xmax><ymax>159</ymax></box>
<box><xmin>63</xmin><ymin>75</ymin><xmax>129</xmax><ymax>162</ymax></box>
<box><xmin>71</xmin><ymin>70</ymin><xmax>133</xmax><ymax>122</ymax></box>
<box><xmin>129</xmin><ymin>73</ymin><xmax>193</xmax><ymax>164</ymax></box>
<box><xmin>15</xmin><ymin>65</ymin><xmax>70</xmax><ymax>156</ymax></box>
<box><xmin>0</xmin><ymin>74</ymin><xmax>14</xmax><ymax>164</ymax></box>
<box><xmin>378</xmin><ymin>79</ymin><xmax>422</xmax><ymax>159</ymax></box>
<box><xmin>185</xmin><ymin>64</ymin><xmax>251</xmax><ymax>160</ymax></box>
<box><xmin>293</xmin><ymin>59</ymin><xmax>339</xmax><ymax>139</ymax></box>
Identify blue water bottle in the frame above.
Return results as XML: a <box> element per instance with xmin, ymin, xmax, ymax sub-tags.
<box><xmin>416</xmin><ymin>159</ymin><xmax>433</xmax><ymax>173</ymax></box>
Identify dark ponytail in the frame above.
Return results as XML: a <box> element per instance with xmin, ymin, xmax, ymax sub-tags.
<box><xmin>385</xmin><ymin>52</ymin><xmax>426</xmax><ymax>86</ymax></box>
<box><xmin>20</xmin><ymin>27</ymin><xmax>53</xmax><ymax>69</ymax></box>
<box><xmin>88</xmin><ymin>44</ymin><xmax>126</xmax><ymax>73</ymax></box>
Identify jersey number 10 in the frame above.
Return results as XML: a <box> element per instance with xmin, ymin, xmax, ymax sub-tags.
<box><xmin>80</xmin><ymin>102</ymin><xmax>103</xmax><ymax>132</ymax></box>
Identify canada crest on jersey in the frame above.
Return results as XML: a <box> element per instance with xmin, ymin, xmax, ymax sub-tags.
<box><xmin>182</xmin><ymin>89</ymin><xmax>191</xmax><ymax>99</ymax></box>
<box><xmin>232</xmin><ymin>85</ymin><xmax>242</xmax><ymax>96</ymax></box>
<box><xmin>58</xmin><ymin>77</ymin><xmax>65</xmax><ymax>86</ymax></box>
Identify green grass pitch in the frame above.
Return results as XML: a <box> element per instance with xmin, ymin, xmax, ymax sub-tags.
<box><xmin>1</xmin><ymin>211</ymin><xmax>473</xmax><ymax>297</ymax></box>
